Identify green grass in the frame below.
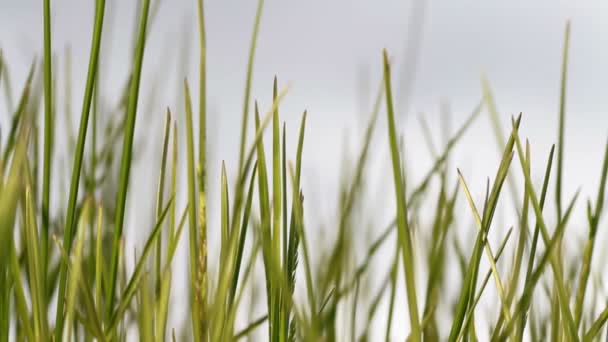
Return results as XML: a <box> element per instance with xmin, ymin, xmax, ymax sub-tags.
<box><xmin>1</xmin><ymin>2</ymin><xmax>608</xmax><ymax>341</ymax></box>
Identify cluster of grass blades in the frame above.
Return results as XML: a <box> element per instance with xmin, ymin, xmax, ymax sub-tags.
<box><xmin>2</xmin><ymin>0</ymin><xmax>608</xmax><ymax>340</ymax></box>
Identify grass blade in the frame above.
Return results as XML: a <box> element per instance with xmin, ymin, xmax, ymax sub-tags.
<box><xmin>42</xmin><ymin>0</ymin><xmax>53</xmax><ymax>275</ymax></box>
<box><xmin>457</xmin><ymin>169</ymin><xmax>511</xmax><ymax>324</ymax></box>
<box><xmin>55</xmin><ymin>0</ymin><xmax>107</xmax><ymax>336</ymax></box>
<box><xmin>184</xmin><ymin>80</ymin><xmax>202</xmax><ymax>341</ymax></box>
<box><xmin>556</xmin><ymin>21</ymin><xmax>571</xmax><ymax>220</ymax></box>
<box><xmin>382</xmin><ymin>49</ymin><xmax>421</xmax><ymax>340</ymax></box>
<box><xmin>196</xmin><ymin>0</ymin><xmax>209</xmax><ymax>338</ymax></box>
<box><xmin>271</xmin><ymin>76</ymin><xmax>283</xmax><ymax>341</ymax></box>
<box><xmin>63</xmin><ymin>201</ymin><xmax>90</xmax><ymax>342</ymax></box>
<box><xmin>229</xmin><ymin>163</ymin><xmax>258</xmax><ymax>305</ymax></box>
<box><xmin>448</xmin><ymin>114</ymin><xmax>520</xmax><ymax>341</ymax></box>
<box><xmin>508</xmin><ymin>117</ymin><xmax>578</xmax><ymax>341</ymax></box>
<box><xmin>574</xmin><ymin>137</ymin><xmax>608</xmax><ymax>328</ymax></box>
<box><xmin>106</xmin><ymin>199</ymin><xmax>172</xmax><ymax>333</ymax></box>
<box><xmin>236</xmin><ymin>0</ymin><xmax>264</xmax><ymax>174</ymax></box>
<box><xmin>107</xmin><ymin>0</ymin><xmax>151</xmax><ymax>318</ymax></box>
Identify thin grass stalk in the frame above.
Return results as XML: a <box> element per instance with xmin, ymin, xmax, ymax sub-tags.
<box><xmin>42</xmin><ymin>0</ymin><xmax>53</xmax><ymax>278</ymax></box>
<box><xmin>107</xmin><ymin>0</ymin><xmax>151</xmax><ymax>320</ymax></box>
<box><xmin>55</xmin><ymin>0</ymin><xmax>106</xmax><ymax>337</ymax></box>
<box><xmin>196</xmin><ymin>1</ymin><xmax>209</xmax><ymax>337</ymax></box>
<box><xmin>382</xmin><ymin>49</ymin><xmax>421</xmax><ymax>341</ymax></box>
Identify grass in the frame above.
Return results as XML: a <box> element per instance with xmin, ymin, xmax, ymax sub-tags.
<box><xmin>1</xmin><ymin>2</ymin><xmax>608</xmax><ymax>341</ymax></box>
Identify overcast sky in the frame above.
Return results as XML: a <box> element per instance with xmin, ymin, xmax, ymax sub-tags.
<box><xmin>2</xmin><ymin>0</ymin><xmax>607</xmax><ymax>194</ymax></box>
<box><xmin>2</xmin><ymin>0</ymin><xmax>608</xmax><ymax>339</ymax></box>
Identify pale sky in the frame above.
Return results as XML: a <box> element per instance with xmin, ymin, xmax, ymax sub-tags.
<box><xmin>2</xmin><ymin>0</ymin><xmax>608</xmax><ymax>340</ymax></box>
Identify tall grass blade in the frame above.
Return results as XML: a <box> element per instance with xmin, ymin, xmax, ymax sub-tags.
<box><xmin>237</xmin><ymin>0</ymin><xmax>264</xmax><ymax>174</ymax></box>
<box><xmin>556</xmin><ymin>21</ymin><xmax>571</xmax><ymax>220</ymax></box>
<box><xmin>574</xmin><ymin>137</ymin><xmax>608</xmax><ymax>328</ymax></box>
<box><xmin>108</xmin><ymin>0</ymin><xmax>151</xmax><ymax>317</ymax></box>
<box><xmin>382</xmin><ymin>49</ymin><xmax>421</xmax><ymax>340</ymax></box>
<box><xmin>42</xmin><ymin>0</ymin><xmax>53</xmax><ymax>272</ymax></box>
<box><xmin>184</xmin><ymin>80</ymin><xmax>202</xmax><ymax>341</ymax></box>
<box><xmin>55</xmin><ymin>0</ymin><xmax>107</xmax><ymax>336</ymax></box>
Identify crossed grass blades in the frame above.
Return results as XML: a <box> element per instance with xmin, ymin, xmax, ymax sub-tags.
<box><xmin>0</xmin><ymin>1</ymin><xmax>607</xmax><ymax>340</ymax></box>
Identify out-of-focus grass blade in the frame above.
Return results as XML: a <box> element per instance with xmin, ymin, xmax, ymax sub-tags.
<box><xmin>0</xmin><ymin>51</ymin><xmax>14</xmax><ymax>114</ymax></box>
<box><xmin>23</xmin><ymin>185</ymin><xmax>49</xmax><ymax>340</ymax></box>
<box><xmin>63</xmin><ymin>201</ymin><xmax>90</xmax><ymax>342</ymax></box>
<box><xmin>480</xmin><ymin>76</ymin><xmax>520</xmax><ymax>210</ymax></box>
<box><xmin>95</xmin><ymin>206</ymin><xmax>104</xmax><ymax>318</ymax></box>
<box><xmin>3</xmin><ymin>131</ymin><xmax>30</xmax><ymax>341</ymax></box>
<box><xmin>9</xmin><ymin>243</ymin><xmax>35</xmax><ymax>341</ymax></box>
<box><xmin>236</xmin><ymin>0</ymin><xmax>264</xmax><ymax>174</ymax></box>
<box><xmin>0</xmin><ymin>49</ymin><xmax>3</xmax><ymax>92</ymax></box>
<box><xmin>2</xmin><ymin>63</ymin><xmax>35</xmax><ymax>165</ymax></box>
<box><xmin>407</xmin><ymin>100</ymin><xmax>481</xmax><ymax>207</ymax></box>
<box><xmin>584</xmin><ymin>304</ymin><xmax>608</xmax><ymax>341</ymax></box>
<box><xmin>574</xmin><ymin>137</ymin><xmax>608</xmax><ymax>328</ymax></box>
<box><xmin>384</xmin><ymin>239</ymin><xmax>399</xmax><ymax>341</ymax></box>
<box><xmin>0</xmin><ymin>130</ymin><xmax>28</xmax><ymax>264</ymax></box>
<box><xmin>105</xmin><ymin>199</ymin><xmax>172</xmax><ymax>333</ymax></box>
